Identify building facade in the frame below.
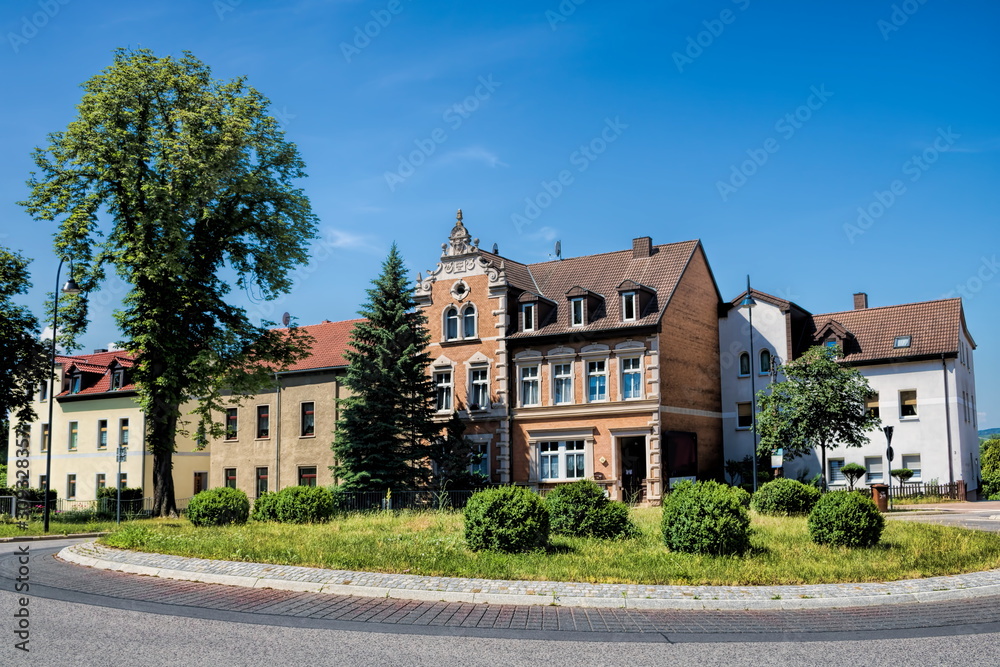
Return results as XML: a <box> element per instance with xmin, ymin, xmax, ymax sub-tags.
<box><xmin>415</xmin><ymin>211</ymin><xmax>724</xmax><ymax>502</ymax></box>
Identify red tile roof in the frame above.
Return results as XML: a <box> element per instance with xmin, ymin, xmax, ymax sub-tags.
<box><xmin>55</xmin><ymin>349</ymin><xmax>138</xmax><ymax>397</ymax></box>
<box><xmin>276</xmin><ymin>318</ymin><xmax>363</xmax><ymax>372</ymax></box>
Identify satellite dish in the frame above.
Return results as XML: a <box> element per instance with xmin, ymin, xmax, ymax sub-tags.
<box><xmin>555</xmin><ymin>241</ymin><xmax>562</xmax><ymax>259</ymax></box>
<box><xmin>281</xmin><ymin>312</ymin><xmax>291</xmax><ymax>327</ymax></box>
<box><xmin>492</xmin><ymin>242</ymin><xmax>499</xmax><ymax>254</ymax></box>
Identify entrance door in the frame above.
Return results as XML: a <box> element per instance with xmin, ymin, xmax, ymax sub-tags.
<box><xmin>619</xmin><ymin>436</ymin><xmax>646</xmax><ymax>502</ymax></box>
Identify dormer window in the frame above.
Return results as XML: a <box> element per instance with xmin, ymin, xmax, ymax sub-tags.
<box><xmin>522</xmin><ymin>303</ymin><xmax>535</xmax><ymax>331</ymax></box>
<box><xmin>571</xmin><ymin>298</ymin><xmax>584</xmax><ymax>326</ymax></box>
<box><xmin>893</xmin><ymin>335</ymin><xmax>911</xmax><ymax>349</ymax></box>
<box><xmin>111</xmin><ymin>369</ymin><xmax>125</xmax><ymax>390</ymax></box>
<box><xmin>622</xmin><ymin>291</ymin><xmax>637</xmax><ymax>321</ymax></box>
<box><xmin>70</xmin><ymin>375</ymin><xmax>82</xmax><ymax>394</ymax></box>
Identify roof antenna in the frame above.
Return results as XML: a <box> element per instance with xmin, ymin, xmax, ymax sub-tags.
<box><xmin>555</xmin><ymin>240</ymin><xmax>562</xmax><ymax>260</ymax></box>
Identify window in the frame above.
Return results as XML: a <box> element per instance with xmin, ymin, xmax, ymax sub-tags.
<box><xmin>256</xmin><ymin>467</ymin><xmax>268</xmax><ymax>498</ymax></box>
<box><xmin>587</xmin><ymin>360</ymin><xmax>607</xmax><ymax>402</ymax></box>
<box><xmin>539</xmin><ymin>440</ymin><xmax>586</xmax><ymax>480</ymax></box>
<box><xmin>225</xmin><ymin>408</ymin><xmax>238</xmax><ymax>440</ymax></box>
<box><xmin>825</xmin><ymin>340</ymin><xmax>838</xmax><ymax>349</ymax></box>
<box><xmin>462</xmin><ymin>305</ymin><xmax>477</xmax><ymax>338</ymax></box>
<box><xmin>39</xmin><ymin>382</ymin><xmax>47</xmax><ymax>401</ymax></box>
<box><xmin>469</xmin><ymin>368</ymin><xmax>488</xmax><ymax>410</ymax></box>
<box><xmin>522</xmin><ymin>303</ymin><xmax>535</xmax><ymax>331</ymax></box>
<box><xmin>893</xmin><ymin>335</ymin><xmax>911</xmax><ymax>349</ymax></box>
<box><xmin>963</xmin><ymin>391</ymin><xmax>969</xmax><ymax>422</ymax></box>
<box><xmin>111</xmin><ymin>369</ymin><xmax>124</xmax><ymax>390</ymax></box>
<box><xmin>256</xmin><ymin>405</ymin><xmax>270</xmax><ymax>438</ymax></box>
<box><xmin>622</xmin><ymin>357</ymin><xmax>642</xmax><ymax>399</ymax></box>
<box><xmin>739</xmin><ymin>352</ymin><xmax>750</xmax><ymax>376</ymax></box>
<box><xmin>899</xmin><ymin>390</ymin><xmax>917</xmax><ymax>418</ymax></box>
<box><xmin>68</xmin><ymin>421</ymin><xmax>78</xmax><ymax>451</ymax></box>
<box><xmin>444</xmin><ymin>307</ymin><xmax>459</xmax><ymax>340</ymax></box>
<box><xmin>301</xmin><ymin>402</ymin><xmax>315</xmax><ymax>436</ymax></box>
<box><xmin>118</xmin><ymin>472</ymin><xmax>127</xmax><ymax>489</ymax></box>
<box><xmin>435</xmin><ymin>371</ymin><xmax>453</xmax><ymax>411</ymax></box>
<box><xmin>96</xmin><ymin>473</ymin><xmax>106</xmax><ymax>490</ymax></box>
<box><xmin>298</xmin><ymin>466</ymin><xmax>317</xmax><ymax>487</ymax></box>
<box><xmin>553</xmin><ymin>363</ymin><xmax>573</xmax><ymax>405</ymax></box>
<box><xmin>470</xmin><ymin>442</ymin><xmax>489</xmax><ymax>478</ymax></box>
<box><xmin>70</xmin><ymin>375</ymin><xmax>82</xmax><ymax>394</ymax></box>
<box><xmin>622</xmin><ymin>291</ymin><xmax>637</xmax><ymax>321</ymax></box>
<box><xmin>829</xmin><ymin>459</ymin><xmax>845</xmax><ymax>484</ymax></box>
<box><xmin>66</xmin><ymin>474</ymin><xmax>77</xmax><ymax>500</ymax></box>
<box><xmin>571</xmin><ymin>298</ymin><xmax>584</xmax><ymax>326</ymax></box>
<box><xmin>866</xmin><ymin>393</ymin><xmax>880</xmax><ymax>419</ymax></box>
<box><xmin>759</xmin><ymin>349</ymin><xmax>771</xmax><ymax>375</ymax></box>
<box><xmin>193</xmin><ymin>472</ymin><xmax>207</xmax><ymax>495</ymax></box>
<box><xmin>865</xmin><ymin>456</ymin><xmax>883</xmax><ymax>483</ymax></box>
<box><xmin>42</xmin><ymin>423</ymin><xmax>49</xmax><ymax>452</ymax></box>
<box><xmin>98</xmin><ymin>420</ymin><xmax>108</xmax><ymax>449</ymax></box>
<box><xmin>520</xmin><ymin>366</ymin><xmax>540</xmax><ymax>406</ymax></box>
<box><xmin>39</xmin><ymin>475</ymin><xmax>47</xmax><ymax>490</ymax></box>
<box><xmin>736</xmin><ymin>402</ymin><xmax>752</xmax><ymax>429</ymax></box>
<box><xmin>901</xmin><ymin>454</ymin><xmax>921</xmax><ymax>480</ymax></box>
<box><xmin>224</xmin><ymin>468</ymin><xmax>236</xmax><ymax>489</ymax></box>
<box><xmin>119</xmin><ymin>418</ymin><xmax>129</xmax><ymax>447</ymax></box>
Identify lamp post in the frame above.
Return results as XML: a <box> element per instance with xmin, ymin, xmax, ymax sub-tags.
<box><xmin>883</xmin><ymin>425</ymin><xmax>895</xmax><ymax>511</ymax></box>
<box><xmin>43</xmin><ymin>257</ymin><xmax>81</xmax><ymax>533</ymax></box>
<box><xmin>739</xmin><ymin>275</ymin><xmax>759</xmax><ymax>493</ymax></box>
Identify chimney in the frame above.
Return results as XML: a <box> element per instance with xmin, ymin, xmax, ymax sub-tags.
<box><xmin>853</xmin><ymin>293</ymin><xmax>868</xmax><ymax>310</ymax></box>
<box><xmin>94</xmin><ymin>348</ymin><xmax>108</xmax><ymax>353</ymax></box>
<box><xmin>632</xmin><ymin>236</ymin><xmax>652</xmax><ymax>258</ymax></box>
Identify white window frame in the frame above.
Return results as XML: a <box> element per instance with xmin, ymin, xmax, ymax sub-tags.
<box><xmin>865</xmin><ymin>456</ymin><xmax>883</xmax><ymax>483</ymax></box>
<box><xmin>899</xmin><ymin>389</ymin><xmax>918</xmax><ymax>419</ymax></box>
<box><xmin>469</xmin><ymin>366</ymin><xmax>489</xmax><ymax>410</ymax></box>
<box><xmin>586</xmin><ymin>359</ymin><xmax>607</xmax><ymax>402</ymax></box>
<box><xmin>225</xmin><ymin>408</ymin><xmax>238</xmax><ymax>441</ymax></box>
<box><xmin>466</xmin><ymin>434</ymin><xmax>491</xmax><ymax>479</ymax></box>
<box><xmin>620</xmin><ymin>356</ymin><xmax>643</xmax><ymax>400</ymax></box>
<box><xmin>520</xmin><ymin>365</ymin><xmax>541</xmax><ymax>407</ymax></box>
<box><xmin>552</xmin><ymin>362</ymin><xmax>574</xmax><ymax>405</ymax></box>
<box><xmin>444</xmin><ymin>306</ymin><xmax>459</xmax><ymax>341</ymax></box>
<box><xmin>570</xmin><ymin>298</ymin><xmax>585</xmax><ymax>327</ymax></box>
<box><xmin>522</xmin><ymin>303</ymin><xmax>536</xmax><ymax>332</ymax></box>
<box><xmin>462</xmin><ymin>304</ymin><xmax>477</xmax><ymax>339</ymax></box>
<box><xmin>68</xmin><ymin>421</ymin><xmax>78</xmax><ymax>451</ymax></box>
<box><xmin>435</xmin><ymin>370</ymin><xmax>453</xmax><ymax>412</ymax></box>
<box><xmin>621</xmin><ymin>291</ymin><xmax>637</xmax><ymax>321</ymax></box>
<box><xmin>66</xmin><ymin>473</ymin><xmax>76</xmax><ymax>500</ymax></box>
<box><xmin>829</xmin><ymin>459</ymin><xmax>845</xmax><ymax>485</ymax></box>
<box><xmin>119</xmin><ymin>418</ymin><xmax>129</xmax><ymax>448</ymax></box>
<box><xmin>97</xmin><ymin>419</ymin><xmax>108</xmax><ymax>450</ymax></box>
<box><xmin>901</xmin><ymin>454</ymin><xmax>921</xmax><ymax>481</ymax></box>
<box><xmin>111</xmin><ymin>368</ymin><xmax>125</xmax><ymax>390</ymax></box>
<box><xmin>538</xmin><ymin>440</ymin><xmax>586</xmax><ymax>481</ymax></box>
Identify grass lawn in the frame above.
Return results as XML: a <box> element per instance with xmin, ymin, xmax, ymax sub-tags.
<box><xmin>99</xmin><ymin>508</ymin><xmax>1000</xmax><ymax>586</ymax></box>
<box><xmin>0</xmin><ymin>519</ymin><xmax>117</xmax><ymax>537</ymax></box>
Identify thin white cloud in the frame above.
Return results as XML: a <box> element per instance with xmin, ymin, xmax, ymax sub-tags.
<box><xmin>528</xmin><ymin>226</ymin><xmax>559</xmax><ymax>242</ymax></box>
<box><xmin>439</xmin><ymin>146</ymin><xmax>508</xmax><ymax>168</ymax></box>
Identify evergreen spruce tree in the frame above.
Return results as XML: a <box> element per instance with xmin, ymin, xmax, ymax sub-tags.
<box><xmin>333</xmin><ymin>244</ymin><xmax>437</xmax><ymax>492</ymax></box>
<box><xmin>429</xmin><ymin>412</ymin><xmax>488</xmax><ymax>491</ymax></box>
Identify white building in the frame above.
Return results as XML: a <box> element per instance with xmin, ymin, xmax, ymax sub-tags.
<box><xmin>719</xmin><ymin>290</ymin><xmax>981</xmax><ymax>498</ymax></box>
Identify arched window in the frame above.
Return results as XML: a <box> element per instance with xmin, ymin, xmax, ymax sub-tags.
<box><xmin>462</xmin><ymin>304</ymin><xmax>477</xmax><ymax>339</ymax></box>
<box><xmin>444</xmin><ymin>307</ymin><xmax>458</xmax><ymax>341</ymax></box>
<box><xmin>759</xmin><ymin>349</ymin><xmax>771</xmax><ymax>375</ymax></box>
<box><xmin>738</xmin><ymin>352</ymin><xmax>750</xmax><ymax>376</ymax></box>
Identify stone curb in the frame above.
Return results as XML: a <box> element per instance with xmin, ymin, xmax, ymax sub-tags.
<box><xmin>57</xmin><ymin>542</ymin><xmax>1000</xmax><ymax>611</ymax></box>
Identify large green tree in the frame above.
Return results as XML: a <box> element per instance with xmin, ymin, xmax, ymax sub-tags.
<box><xmin>0</xmin><ymin>247</ymin><xmax>49</xmax><ymax>430</ymax></box>
<box><xmin>20</xmin><ymin>48</ymin><xmax>317</xmax><ymax>516</ymax></box>
<box><xmin>428</xmin><ymin>412</ymin><xmax>488</xmax><ymax>491</ymax></box>
<box><xmin>333</xmin><ymin>244</ymin><xmax>437</xmax><ymax>492</ymax></box>
<box><xmin>755</xmin><ymin>345</ymin><xmax>881</xmax><ymax>489</ymax></box>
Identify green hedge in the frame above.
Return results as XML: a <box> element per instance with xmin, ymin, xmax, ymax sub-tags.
<box><xmin>186</xmin><ymin>487</ymin><xmax>250</xmax><ymax>527</ymax></box>
<box><xmin>661</xmin><ymin>480</ymin><xmax>750</xmax><ymax>556</ymax></box>
<box><xmin>274</xmin><ymin>486</ymin><xmax>335</xmax><ymax>523</ymax></box>
<box><xmin>545</xmin><ymin>480</ymin><xmax>636</xmax><ymax>539</ymax></box>
<box><xmin>464</xmin><ymin>486</ymin><xmax>549</xmax><ymax>553</ymax></box>
<box><xmin>750</xmin><ymin>478</ymin><xmax>821</xmax><ymax>516</ymax></box>
<box><xmin>807</xmin><ymin>490</ymin><xmax>884</xmax><ymax>547</ymax></box>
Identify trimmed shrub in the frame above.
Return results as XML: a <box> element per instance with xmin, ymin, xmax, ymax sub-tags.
<box><xmin>273</xmin><ymin>485</ymin><xmax>335</xmax><ymax>523</ymax></box>
<box><xmin>464</xmin><ymin>486</ymin><xmax>549</xmax><ymax>552</ymax></box>
<box><xmin>750</xmin><ymin>478</ymin><xmax>821</xmax><ymax>516</ymax></box>
<box><xmin>250</xmin><ymin>491</ymin><xmax>279</xmax><ymax>522</ymax></box>
<box><xmin>661</xmin><ymin>480</ymin><xmax>750</xmax><ymax>556</ymax></box>
<box><xmin>186</xmin><ymin>487</ymin><xmax>250</xmax><ymax>527</ymax></box>
<box><xmin>546</xmin><ymin>479</ymin><xmax>636</xmax><ymax>539</ymax></box>
<box><xmin>808</xmin><ymin>490</ymin><xmax>884</xmax><ymax>547</ymax></box>
<box><xmin>97</xmin><ymin>486</ymin><xmax>144</xmax><ymax>516</ymax></box>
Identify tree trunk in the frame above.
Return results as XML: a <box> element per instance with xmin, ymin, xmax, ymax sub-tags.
<box><xmin>148</xmin><ymin>403</ymin><xmax>179</xmax><ymax>517</ymax></box>
<box><xmin>820</xmin><ymin>443</ymin><xmax>828</xmax><ymax>492</ymax></box>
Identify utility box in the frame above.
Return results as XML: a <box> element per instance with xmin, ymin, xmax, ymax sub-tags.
<box><xmin>870</xmin><ymin>483</ymin><xmax>889</xmax><ymax>512</ymax></box>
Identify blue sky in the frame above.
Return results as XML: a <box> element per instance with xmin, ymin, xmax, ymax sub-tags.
<box><xmin>2</xmin><ymin>0</ymin><xmax>998</xmax><ymax>427</ymax></box>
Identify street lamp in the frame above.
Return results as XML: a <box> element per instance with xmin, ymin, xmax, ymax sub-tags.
<box><xmin>43</xmin><ymin>257</ymin><xmax>81</xmax><ymax>533</ymax></box>
<box><xmin>739</xmin><ymin>275</ymin><xmax>759</xmax><ymax>493</ymax></box>
<box><xmin>883</xmin><ymin>425</ymin><xmax>895</xmax><ymax>511</ymax></box>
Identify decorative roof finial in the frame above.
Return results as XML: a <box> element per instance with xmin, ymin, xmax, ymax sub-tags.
<box><xmin>457</xmin><ymin>209</ymin><xmax>463</xmax><ymax>223</ymax></box>
<box><xmin>446</xmin><ymin>208</ymin><xmax>474</xmax><ymax>257</ymax></box>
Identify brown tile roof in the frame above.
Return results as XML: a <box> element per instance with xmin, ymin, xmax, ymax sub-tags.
<box><xmin>801</xmin><ymin>298</ymin><xmax>967</xmax><ymax>364</ymax></box>
<box><xmin>726</xmin><ymin>288</ymin><xmax>809</xmax><ymax>314</ymax></box>
<box><xmin>500</xmin><ymin>240</ymin><xmax>703</xmax><ymax>338</ymax></box>
<box><xmin>277</xmin><ymin>318</ymin><xmax>363</xmax><ymax>372</ymax></box>
<box><xmin>55</xmin><ymin>349</ymin><xmax>138</xmax><ymax>397</ymax></box>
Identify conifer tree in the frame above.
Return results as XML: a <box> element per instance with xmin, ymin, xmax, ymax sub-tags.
<box><xmin>333</xmin><ymin>244</ymin><xmax>437</xmax><ymax>492</ymax></box>
<box><xmin>429</xmin><ymin>412</ymin><xmax>488</xmax><ymax>491</ymax></box>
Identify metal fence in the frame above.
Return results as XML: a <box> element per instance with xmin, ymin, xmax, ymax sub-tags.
<box><xmin>0</xmin><ymin>496</ymin><xmax>15</xmax><ymax>517</ymax></box>
<box><xmin>333</xmin><ymin>489</ymin><xmax>477</xmax><ymax>512</ymax></box>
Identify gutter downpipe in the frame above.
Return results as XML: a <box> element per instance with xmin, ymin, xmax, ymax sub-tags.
<box><xmin>942</xmin><ymin>354</ymin><xmax>954</xmax><ymax>485</ymax></box>
<box><xmin>274</xmin><ymin>372</ymin><xmax>281</xmax><ymax>492</ymax></box>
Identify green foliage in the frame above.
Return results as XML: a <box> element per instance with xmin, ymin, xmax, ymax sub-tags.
<box><xmin>545</xmin><ymin>479</ymin><xmax>637</xmax><ymax>539</ymax></box>
<box><xmin>272</xmin><ymin>486</ymin><xmax>335</xmax><ymax>523</ymax></box>
<box><xmin>333</xmin><ymin>245</ymin><xmax>437</xmax><ymax>492</ymax></box>
<box><xmin>750</xmin><ymin>478</ymin><xmax>820</xmax><ymax>516</ymax></box>
<box><xmin>19</xmin><ymin>48</ymin><xmax>318</xmax><ymax>516</ymax></box>
<box><xmin>840</xmin><ymin>463</ymin><xmax>867</xmax><ymax>491</ymax></box>
<box><xmin>890</xmin><ymin>468</ymin><xmax>914</xmax><ymax>484</ymax></box>
<box><xmin>661</xmin><ymin>480</ymin><xmax>750</xmax><ymax>556</ymax></box>
<box><xmin>808</xmin><ymin>490</ymin><xmax>885</xmax><ymax>548</ymax></box>
<box><xmin>755</xmin><ymin>345</ymin><xmax>881</xmax><ymax>488</ymax></box>
<box><xmin>0</xmin><ymin>464</ymin><xmax>6</xmax><ymax>488</ymax></box>
<box><xmin>981</xmin><ymin>438</ymin><xmax>1000</xmax><ymax>499</ymax></box>
<box><xmin>186</xmin><ymin>487</ymin><xmax>250</xmax><ymax>527</ymax></box>
<box><xmin>97</xmin><ymin>486</ymin><xmax>144</xmax><ymax>516</ymax></box>
<box><xmin>428</xmin><ymin>413</ymin><xmax>489</xmax><ymax>491</ymax></box>
<box><xmin>464</xmin><ymin>486</ymin><xmax>549</xmax><ymax>552</ymax></box>
<box><xmin>96</xmin><ymin>487</ymin><xmax>143</xmax><ymax>501</ymax></box>
<box><xmin>0</xmin><ymin>247</ymin><xmax>48</xmax><ymax>428</ymax></box>
<box><xmin>251</xmin><ymin>491</ymin><xmax>279</xmax><ymax>522</ymax></box>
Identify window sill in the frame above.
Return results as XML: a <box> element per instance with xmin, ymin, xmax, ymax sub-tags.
<box><xmin>441</xmin><ymin>338</ymin><xmax>480</xmax><ymax>346</ymax></box>
<box><xmin>299</xmin><ymin>434</ymin><xmax>316</xmax><ymax>439</ymax></box>
<box><xmin>899</xmin><ymin>416</ymin><xmax>919</xmax><ymax>422</ymax></box>
<box><xmin>255</xmin><ymin>437</ymin><xmax>271</xmax><ymax>442</ymax></box>
<box><xmin>735</xmin><ymin>425</ymin><xmax>752</xmax><ymax>431</ymax></box>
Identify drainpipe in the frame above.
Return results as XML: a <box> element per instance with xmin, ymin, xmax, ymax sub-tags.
<box><xmin>141</xmin><ymin>411</ymin><xmax>147</xmax><ymax>502</ymax></box>
<box><xmin>274</xmin><ymin>372</ymin><xmax>281</xmax><ymax>491</ymax></box>
<box><xmin>942</xmin><ymin>354</ymin><xmax>954</xmax><ymax>485</ymax></box>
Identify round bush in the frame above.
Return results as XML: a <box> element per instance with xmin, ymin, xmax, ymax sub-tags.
<box><xmin>186</xmin><ymin>487</ymin><xmax>250</xmax><ymax>527</ymax></box>
<box><xmin>661</xmin><ymin>480</ymin><xmax>750</xmax><ymax>556</ymax></box>
<box><xmin>750</xmin><ymin>478</ymin><xmax>821</xmax><ymax>516</ymax></box>
<box><xmin>808</xmin><ymin>490</ymin><xmax>885</xmax><ymax>547</ymax></box>
<box><xmin>273</xmin><ymin>485</ymin><xmax>335</xmax><ymax>523</ymax></box>
<box><xmin>546</xmin><ymin>479</ymin><xmax>636</xmax><ymax>539</ymax></box>
<box><xmin>250</xmin><ymin>491</ymin><xmax>279</xmax><ymax>522</ymax></box>
<box><xmin>464</xmin><ymin>486</ymin><xmax>549</xmax><ymax>552</ymax></box>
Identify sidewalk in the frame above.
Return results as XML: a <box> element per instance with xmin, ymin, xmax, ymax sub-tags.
<box><xmin>60</xmin><ymin>540</ymin><xmax>1000</xmax><ymax>611</ymax></box>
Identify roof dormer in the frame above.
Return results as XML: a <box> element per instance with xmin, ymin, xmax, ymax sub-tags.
<box><xmin>565</xmin><ymin>286</ymin><xmax>604</xmax><ymax>327</ymax></box>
